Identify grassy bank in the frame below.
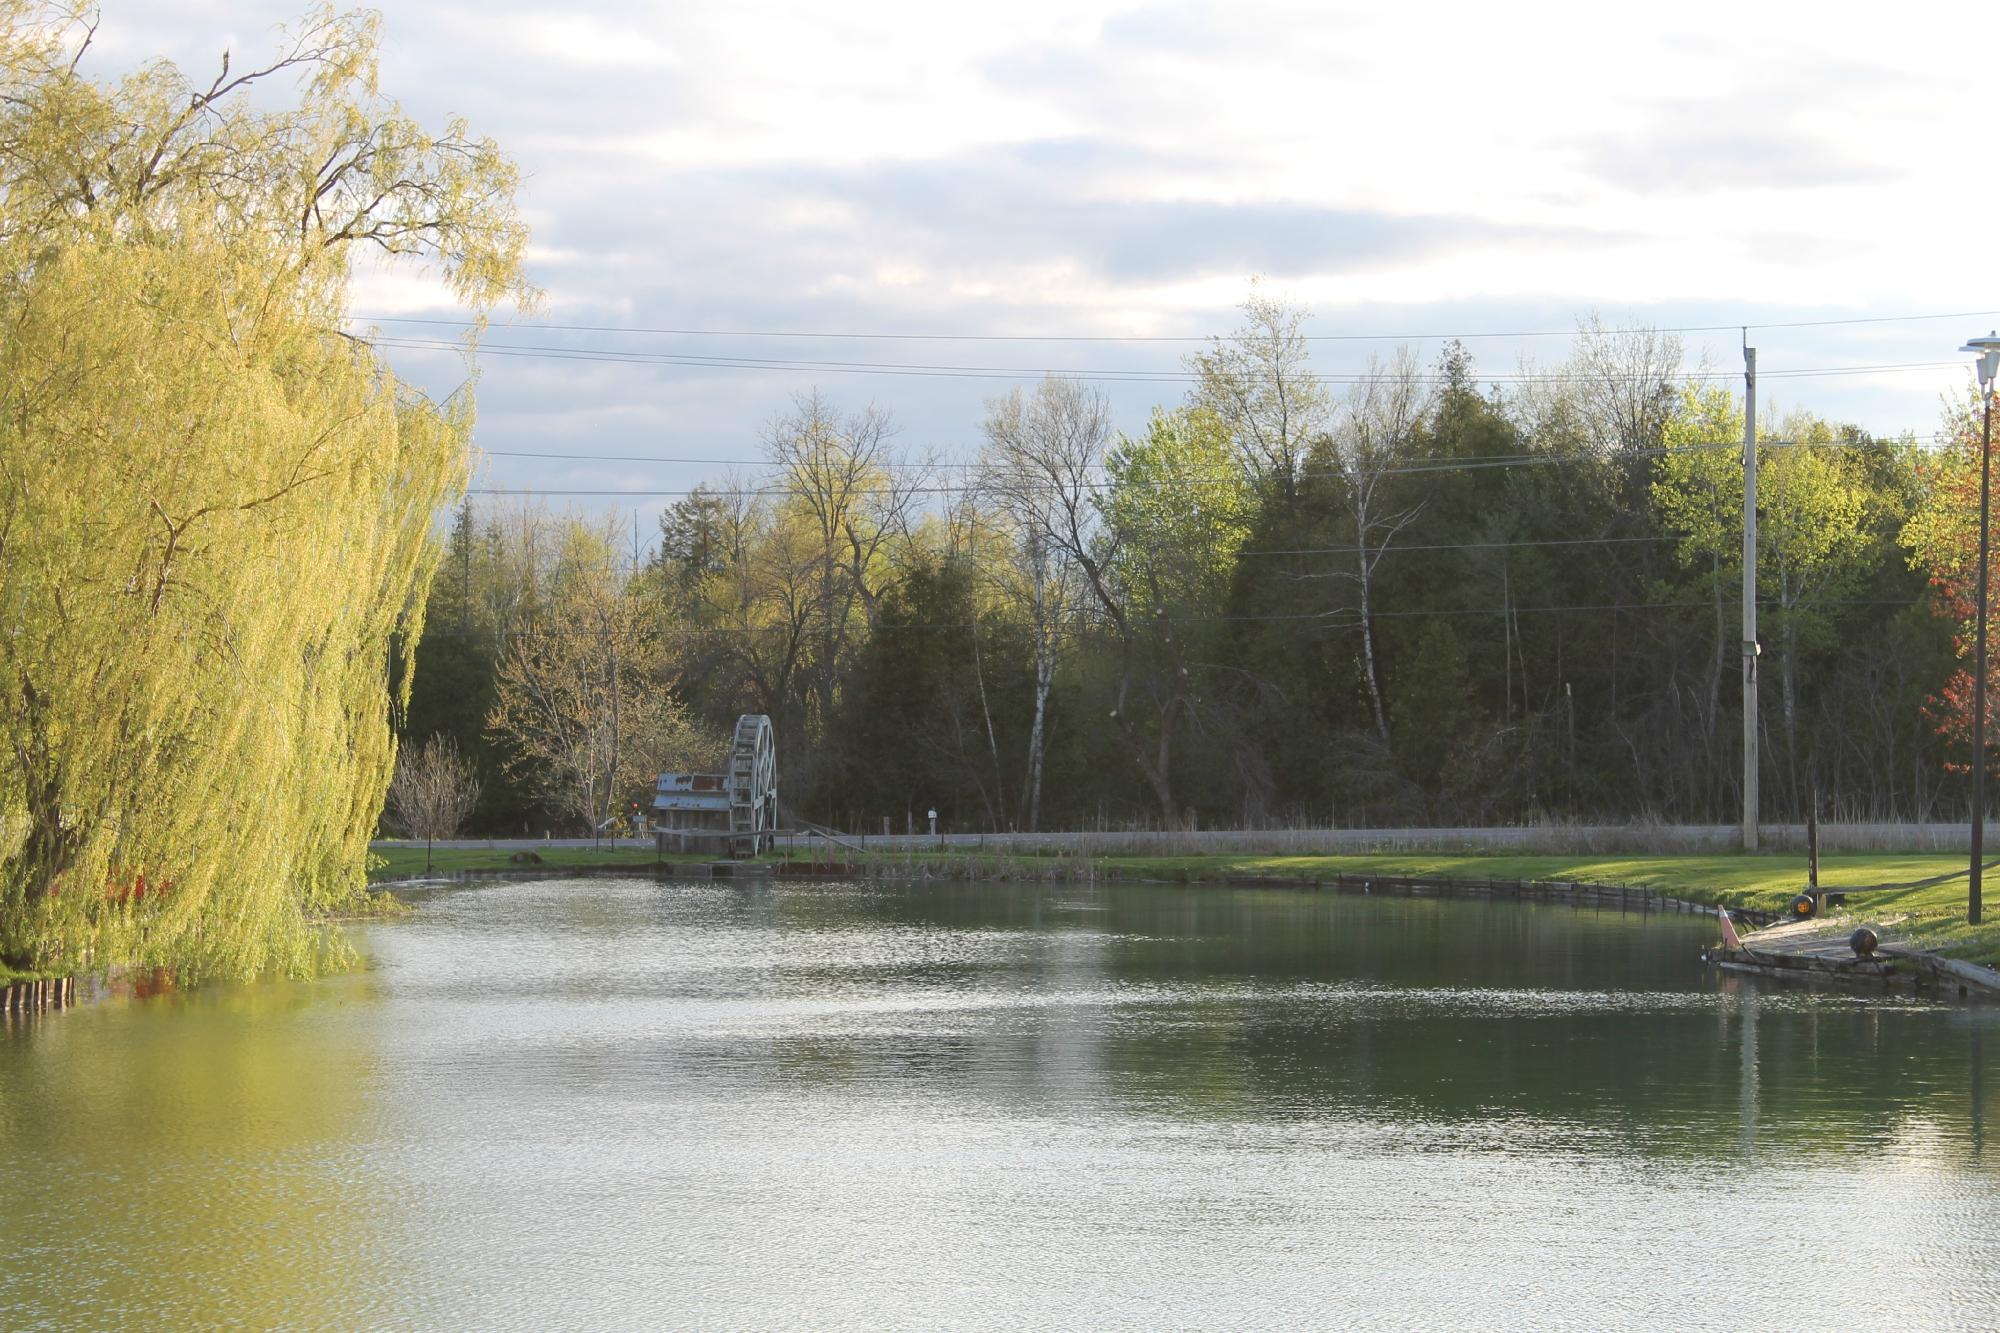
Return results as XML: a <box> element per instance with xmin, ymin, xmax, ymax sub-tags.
<box><xmin>1072</xmin><ymin>851</ymin><xmax>1947</xmax><ymax>905</ymax></box>
<box><xmin>365</xmin><ymin>842</ymin><xmax>2000</xmax><ymax>967</ymax></box>
<box><xmin>1118</xmin><ymin>853</ymin><xmax>2000</xmax><ymax>966</ymax></box>
<box><xmin>780</xmin><ymin>847</ymin><xmax>2000</xmax><ymax>965</ymax></box>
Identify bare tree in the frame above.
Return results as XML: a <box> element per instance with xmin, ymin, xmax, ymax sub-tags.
<box><xmin>765</xmin><ymin>391</ymin><xmax>928</xmax><ymax>759</ymax></box>
<box><xmin>1569</xmin><ymin>315</ymin><xmax>1685</xmax><ymax>458</ymax></box>
<box><xmin>1509</xmin><ymin>317</ymin><xmax>1689</xmax><ymax>795</ymax></box>
<box><xmin>1325</xmin><ymin>351</ymin><xmax>1433</xmax><ymax>746</ymax></box>
<box><xmin>972</xmin><ymin>394</ymin><xmax>1096</xmax><ymax>824</ymax></box>
<box><xmin>983</xmin><ymin>377</ymin><xmax>1202</xmax><ymax>825</ymax></box>
<box><xmin>487</xmin><ymin>518</ymin><xmax>704</xmax><ymax>833</ymax></box>
<box><xmin>709</xmin><ymin>483</ymin><xmax>820</xmax><ymax>756</ymax></box>
<box><xmin>1189</xmin><ymin>289</ymin><xmax>1333</xmax><ymax>501</ymax></box>
<box><xmin>385</xmin><ymin>735</ymin><xmax>482</xmax><ymax>840</ymax></box>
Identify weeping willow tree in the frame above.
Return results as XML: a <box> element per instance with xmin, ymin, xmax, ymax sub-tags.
<box><xmin>0</xmin><ymin>4</ymin><xmax>532</xmax><ymax>982</ymax></box>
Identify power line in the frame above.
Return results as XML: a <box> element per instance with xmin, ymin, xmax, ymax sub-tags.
<box><xmin>465</xmin><ymin>436</ymin><xmax>1942</xmax><ymax>501</ymax></box>
<box><xmin>475</xmin><ymin>431</ymin><xmax>1947</xmax><ymax>477</ymax></box>
<box><xmin>477</xmin><ymin>446</ymin><xmax>1085</xmax><ymax>471</ymax></box>
<box><xmin>1223</xmin><ymin>597</ymin><xmax>1920</xmax><ymax>623</ymax></box>
<box><xmin>351</xmin><ymin>306</ymin><xmax>2000</xmax><ymax>345</ymax></box>
<box><xmin>1236</xmin><ymin>534</ymin><xmax>1678</xmax><ymax>558</ymax></box>
<box><xmin>414</xmin><ymin>595</ymin><xmax>1926</xmax><ymax>641</ymax></box>
<box><xmin>372</xmin><ymin>334</ymin><xmax>1970</xmax><ymax>387</ymax></box>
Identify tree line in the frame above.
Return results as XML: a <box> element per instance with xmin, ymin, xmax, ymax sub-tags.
<box><xmin>416</xmin><ymin>300</ymin><xmax>1988</xmax><ymax>837</ymax></box>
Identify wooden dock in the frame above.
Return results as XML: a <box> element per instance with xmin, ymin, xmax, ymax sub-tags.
<box><xmin>1712</xmin><ymin>917</ymin><xmax>2000</xmax><ymax>998</ymax></box>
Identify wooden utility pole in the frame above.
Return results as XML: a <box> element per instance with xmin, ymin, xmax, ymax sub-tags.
<box><xmin>1807</xmin><ymin>790</ymin><xmax>1819</xmax><ymax>891</ymax></box>
<box><xmin>1742</xmin><ymin>342</ymin><xmax>1759</xmax><ymax>852</ymax></box>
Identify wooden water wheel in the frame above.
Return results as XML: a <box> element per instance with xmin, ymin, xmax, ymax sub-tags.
<box><xmin>727</xmin><ymin>714</ymin><xmax>777</xmax><ymax>856</ymax></box>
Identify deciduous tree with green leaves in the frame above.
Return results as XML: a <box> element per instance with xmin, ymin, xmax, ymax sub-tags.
<box><xmin>1096</xmin><ymin>405</ymin><xmax>1253</xmax><ymax>824</ymax></box>
<box><xmin>1905</xmin><ymin>392</ymin><xmax>2000</xmax><ymax>775</ymax></box>
<box><xmin>0</xmin><ymin>4</ymin><xmax>531</xmax><ymax>981</ymax></box>
<box><xmin>1656</xmin><ymin>389</ymin><xmax>1881</xmax><ymax>804</ymax></box>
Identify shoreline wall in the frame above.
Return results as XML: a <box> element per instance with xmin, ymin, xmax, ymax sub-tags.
<box><xmin>379</xmin><ymin>823</ymin><xmax>2000</xmax><ymax>858</ymax></box>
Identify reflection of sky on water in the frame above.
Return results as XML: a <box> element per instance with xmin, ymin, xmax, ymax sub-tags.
<box><xmin>4</xmin><ymin>876</ymin><xmax>1997</xmax><ymax>1328</ymax></box>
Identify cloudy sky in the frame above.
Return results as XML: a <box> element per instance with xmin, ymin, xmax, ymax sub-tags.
<box><xmin>108</xmin><ymin>1</ymin><xmax>2000</xmax><ymax>531</ymax></box>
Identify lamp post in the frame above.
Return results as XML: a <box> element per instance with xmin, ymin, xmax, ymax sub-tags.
<box><xmin>1961</xmin><ymin>332</ymin><xmax>2000</xmax><ymax>926</ymax></box>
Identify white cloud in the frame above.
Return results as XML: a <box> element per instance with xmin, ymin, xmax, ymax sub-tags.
<box><xmin>81</xmin><ymin>0</ymin><xmax>2000</xmax><ymax>487</ymax></box>
<box><xmin>485</xmin><ymin>12</ymin><xmax>682</xmax><ymax>69</ymax></box>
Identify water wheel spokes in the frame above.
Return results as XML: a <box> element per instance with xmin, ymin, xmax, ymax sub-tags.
<box><xmin>727</xmin><ymin>714</ymin><xmax>775</xmax><ymax>857</ymax></box>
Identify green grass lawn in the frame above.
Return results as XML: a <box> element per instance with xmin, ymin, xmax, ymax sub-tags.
<box><xmin>1073</xmin><ymin>851</ymin><xmax>1940</xmax><ymax>902</ymax></box>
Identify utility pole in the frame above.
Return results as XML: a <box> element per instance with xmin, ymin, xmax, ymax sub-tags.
<box><xmin>1960</xmin><ymin>332</ymin><xmax>2000</xmax><ymax>926</ymax></box>
<box><xmin>1974</xmin><ymin>376</ymin><xmax>1994</xmax><ymax>926</ymax></box>
<box><xmin>1742</xmin><ymin>341</ymin><xmax>1759</xmax><ymax>853</ymax></box>
<box><xmin>461</xmin><ymin>509</ymin><xmax>471</xmax><ymax>638</ymax></box>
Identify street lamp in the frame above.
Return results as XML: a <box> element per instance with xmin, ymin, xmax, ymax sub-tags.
<box><xmin>1961</xmin><ymin>331</ymin><xmax>2000</xmax><ymax>927</ymax></box>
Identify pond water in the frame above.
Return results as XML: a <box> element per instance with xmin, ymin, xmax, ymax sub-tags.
<box><xmin>4</xmin><ymin>877</ymin><xmax>1999</xmax><ymax>1329</ymax></box>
